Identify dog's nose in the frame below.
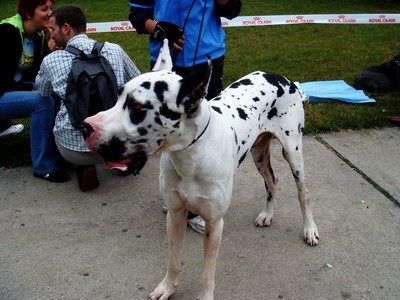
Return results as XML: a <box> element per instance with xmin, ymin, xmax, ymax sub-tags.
<box><xmin>80</xmin><ymin>122</ymin><xmax>94</xmax><ymax>140</ymax></box>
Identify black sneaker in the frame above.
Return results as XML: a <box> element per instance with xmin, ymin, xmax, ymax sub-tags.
<box><xmin>34</xmin><ymin>169</ymin><xmax>70</xmax><ymax>182</ymax></box>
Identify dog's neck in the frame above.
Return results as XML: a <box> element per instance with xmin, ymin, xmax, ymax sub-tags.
<box><xmin>186</xmin><ymin>107</ymin><xmax>211</xmax><ymax>149</ymax></box>
<box><xmin>183</xmin><ymin>100</ymin><xmax>213</xmax><ymax>149</ymax></box>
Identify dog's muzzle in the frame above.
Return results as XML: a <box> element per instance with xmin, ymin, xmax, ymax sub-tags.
<box><xmin>80</xmin><ymin>121</ymin><xmax>148</xmax><ymax>175</ymax></box>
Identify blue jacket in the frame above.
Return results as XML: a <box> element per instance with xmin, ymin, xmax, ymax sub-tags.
<box><xmin>129</xmin><ymin>0</ymin><xmax>241</xmax><ymax>68</ymax></box>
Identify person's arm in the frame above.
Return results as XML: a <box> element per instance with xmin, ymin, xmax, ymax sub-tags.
<box><xmin>215</xmin><ymin>0</ymin><xmax>242</xmax><ymax>20</ymax></box>
<box><xmin>129</xmin><ymin>0</ymin><xmax>184</xmax><ymax>50</ymax></box>
<box><xmin>128</xmin><ymin>0</ymin><xmax>154</xmax><ymax>34</ymax></box>
<box><xmin>0</xmin><ymin>24</ymin><xmax>34</xmax><ymax>96</ymax></box>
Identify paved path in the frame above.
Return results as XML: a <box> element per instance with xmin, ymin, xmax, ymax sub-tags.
<box><xmin>1</xmin><ymin>128</ymin><xmax>399</xmax><ymax>299</ymax></box>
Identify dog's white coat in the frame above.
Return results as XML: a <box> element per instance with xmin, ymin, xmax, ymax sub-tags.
<box><xmin>84</xmin><ymin>39</ymin><xmax>319</xmax><ymax>300</ymax></box>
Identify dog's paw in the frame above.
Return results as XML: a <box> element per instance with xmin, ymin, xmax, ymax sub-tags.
<box><xmin>149</xmin><ymin>280</ymin><xmax>177</xmax><ymax>300</ymax></box>
<box><xmin>254</xmin><ymin>210</ymin><xmax>273</xmax><ymax>227</ymax></box>
<box><xmin>303</xmin><ymin>222</ymin><xmax>319</xmax><ymax>246</ymax></box>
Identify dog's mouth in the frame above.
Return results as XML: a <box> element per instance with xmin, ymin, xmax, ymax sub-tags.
<box><xmin>105</xmin><ymin>150</ymin><xmax>148</xmax><ymax>176</ymax></box>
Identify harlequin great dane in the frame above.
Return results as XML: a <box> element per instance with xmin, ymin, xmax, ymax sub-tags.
<box><xmin>82</xmin><ymin>40</ymin><xmax>319</xmax><ymax>300</ymax></box>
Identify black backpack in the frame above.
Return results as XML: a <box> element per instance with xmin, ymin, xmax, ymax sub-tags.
<box><xmin>64</xmin><ymin>42</ymin><xmax>118</xmax><ymax>129</ymax></box>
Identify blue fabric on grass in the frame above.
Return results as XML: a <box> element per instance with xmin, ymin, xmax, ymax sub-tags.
<box><xmin>299</xmin><ymin>80</ymin><xmax>376</xmax><ymax>104</ymax></box>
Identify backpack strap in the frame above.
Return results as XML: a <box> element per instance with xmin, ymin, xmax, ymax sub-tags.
<box><xmin>65</xmin><ymin>45</ymin><xmax>85</xmax><ymax>56</ymax></box>
<box><xmin>92</xmin><ymin>42</ymin><xmax>104</xmax><ymax>55</ymax></box>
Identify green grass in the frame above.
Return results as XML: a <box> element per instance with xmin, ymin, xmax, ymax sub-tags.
<box><xmin>1</xmin><ymin>0</ymin><xmax>400</xmax><ymax>167</ymax></box>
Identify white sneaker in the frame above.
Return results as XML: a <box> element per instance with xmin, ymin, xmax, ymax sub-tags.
<box><xmin>0</xmin><ymin>124</ymin><xmax>24</xmax><ymax>138</ymax></box>
<box><xmin>162</xmin><ymin>204</ymin><xmax>205</xmax><ymax>235</ymax></box>
<box><xmin>187</xmin><ymin>216</ymin><xmax>205</xmax><ymax>235</ymax></box>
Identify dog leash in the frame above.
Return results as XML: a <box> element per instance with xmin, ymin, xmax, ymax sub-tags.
<box><xmin>172</xmin><ymin>0</ymin><xmax>208</xmax><ymax>73</ymax></box>
<box><xmin>186</xmin><ymin>107</ymin><xmax>211</xmax><ymax>148</ymax></box>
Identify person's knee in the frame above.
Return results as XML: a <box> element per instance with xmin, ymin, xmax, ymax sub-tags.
<box><xmin>34</xmin><ymin>94</ymin><xmax>54</xmax><ymax>114</ymax></box>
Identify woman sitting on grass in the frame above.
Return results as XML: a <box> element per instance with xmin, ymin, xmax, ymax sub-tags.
<box><xmin>0</xmin><ymin>0</ymin><xmax>69</xmax><ymax>182</ymax></box>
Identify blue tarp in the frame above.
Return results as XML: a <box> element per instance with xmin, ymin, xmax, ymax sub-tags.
<box><xmin>298</xmin><ymin>80</ymin><xmax>376</xmax><ymax>104</ymax></box>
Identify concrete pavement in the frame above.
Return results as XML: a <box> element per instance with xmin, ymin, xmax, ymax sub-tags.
<box><xmin>0</xmin><ymin>127</ymin><xmax>399</xmax><ymax>299</ymax></box>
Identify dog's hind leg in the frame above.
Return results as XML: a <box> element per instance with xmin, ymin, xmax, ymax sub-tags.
<box><xmin>279</xmin><ymin>134</ymin><xmax>319</xmax><ymax>246</ymax></box>
<box><xmin>251</xmin><ymin>132</ymin><xmax>278</xmax><ymax>227</ymax></box>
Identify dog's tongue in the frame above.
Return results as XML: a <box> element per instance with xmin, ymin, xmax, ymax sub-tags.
<box><xmin>105</xmin><ymin>158</ymin><xmax>132</xmax><ymax>171</ymax></box>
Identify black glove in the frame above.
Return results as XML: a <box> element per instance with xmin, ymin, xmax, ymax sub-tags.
<box><xmin>153</xmin><ymin>21</ymin><xmax>182</xmax><ymax>47</ymax></box>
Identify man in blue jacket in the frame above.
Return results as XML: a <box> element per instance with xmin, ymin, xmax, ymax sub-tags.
<box><xmin>129</xmin><ymin>0</ymin><xmax>241</xmax><ymax>235</ymax></box>
<box><xmin>129</xmin><ymin>0</ymin><xmax>241</xmax><ymax>100</ymax></box>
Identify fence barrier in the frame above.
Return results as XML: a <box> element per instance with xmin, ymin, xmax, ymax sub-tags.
<box><xmin>87</xmin><ymin>14</ymin><xmax>400</xmax><ymax>33</ymax></box>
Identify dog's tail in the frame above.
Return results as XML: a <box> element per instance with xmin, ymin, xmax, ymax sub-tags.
<box><xmin>294</xmin><ymin>81</ymin><xmax>309</xmax><ymax>103</ymax></box>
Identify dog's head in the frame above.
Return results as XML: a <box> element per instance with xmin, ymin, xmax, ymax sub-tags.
<box><xmin>82</xmin><ymin>40</ymin><xmax>212</xmax><ymax>174</ymax></box>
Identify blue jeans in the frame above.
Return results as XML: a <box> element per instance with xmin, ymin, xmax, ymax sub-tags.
<box><xmin>0</xmin><ymin>90</ymin><xmax>62</xmax><ymax>174</ymax></box>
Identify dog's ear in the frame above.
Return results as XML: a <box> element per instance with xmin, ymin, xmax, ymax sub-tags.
<box><xmin>176</xmin><ymin>59</ymin><xmax>212</xmax><ymax>118</ymax></box>
<box><xmin>152</xmin><ymin>39</ymin><xmax>173</xmax><ymax>71</ymax></box>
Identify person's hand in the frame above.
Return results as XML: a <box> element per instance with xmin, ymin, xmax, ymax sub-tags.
<box><xmin>171</xmin><ymin>35</ymin><xmax>185</xmax><ymax>51</ymax></box>
<box><xmin>47</xmin><ymin>38</ymin><xmax>62</xmax><ymax>51</ymax></box>
<box><xmin>153</xmin><ymin>21</ymin><xmax>183</xmax><ymax>48</ymax></box>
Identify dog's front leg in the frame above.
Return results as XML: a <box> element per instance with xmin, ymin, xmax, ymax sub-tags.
<box><xmin>198</xmin><ymin>218</ymin><xmax>224</xmax><ymax>300</ymax></box>
<box><xmin>150</xmin><ymin>207</ymin><xmax>187</xmax><ymax>300</ymax></box>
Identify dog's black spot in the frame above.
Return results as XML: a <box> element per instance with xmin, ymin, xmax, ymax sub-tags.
<box><xmin>138</xmin><ymin>127</ymin><xmax>148</xmax><ymax>136</ymax></box>
<box><xmin>136</xmin><ymin>138</ymin><xmax>148</xmax><ymax>143</ymax></box>
<box><xmin>97</xmin><ymin>137</ymin><xmax>127</xmax><ymax>162</ymax></box>
<box><xmin>173</xmin><ymin>121</ymin><xmax>180</xmax><ymax>128</ymax></box>
<box><xmin>298</xmin><ymin>123</ymin><xmax>304</xmax><ymax>133</ymax></box>
<box><xmin>213</xmin><ymin>96</ymin><xmax>222</xmax><ymax>101</ymax></box>
<box><xmin>253</xmin><ymin>97</ymin><xmax>260</xmax><ymax>102</ymax></box>
<box><xmin>293</xmin><ymin>170</ymin><xmax>300</xmax><ymax>181</ymax></box>
<box><xmin>141</xmin><ymin>81</ymin><xmax>151</xmax><ymax>90</ymax></box>
<box><xmin>296</xmin><ymin>146</ymin><xmax>299</xmax><ymax>151</ymax></box>
<box><xmin>233</xmin><ymin>128</ymin><xmax>238</xmax><ymax>145</ymax></box>
<box><xmin>230</xmin><ymin>78</ymin><xmax>253</xmax><ymax>89</ymax></box>
<box><xmin>129</xmin><ymin>109</ymin><xmax>147</xmax><ymax>125</ymax></box>
<box><xmin>263</xmin><ymin>72</ymin><xmax>290</xmax><ymax>98</ymax></box>
<box><xmin>237</xmin><ymin>108</ymin><xmax>248</xmax><ymax>120</ymax></box>
<box><xmin>159</xmin><ymin>103</ymin><xmax>180</xmax><ymax>121</ymax></box>
<box><xmin>289</xmin><ymin>81</ymin><xmax>297</xmax><ymax>94</ymax></box>
<box><xmin>156</xmin><ymin>139</ymin><xmax>164</xmax><ymax>146</ymax></box>
<box><xmin>271</xmin><ymin>99</ymin><xmax>276</xmax><ymax>108</ymax></box>
<box><xmin>238</xmin><ymin>150</ymin><xmax>248</xmax><ymax>166</ymax></box>
<box><xmin>211</xmin><ymin>106</ymin><xmax>222</xmax><ymax>114</ymax></box>
<box><xmin>224</xmin><ymin>104</ymin><xmax>231</xmax><ymax>109</ymax></box>
<box><xmin>260</xmin><ymin>91</ymin><xmax>265</xmax><ymax>96</ymax></box>
<box><xmin>267</xmin><ymin>190</ymin><xmax>273</xmax><ymax>202</ymax></box>
<box><xmin>267</xmin><ymin>107</ymin><xmax>278</xmax><ymax>120</ymax></box>
<box><xmin>154</xmin><ymin>116</ymin><xmax>162</xmax><ymax>126</ymax></box>
<box><xmin>123</xmin><ymin>93</ymin><xmax>148</xmax><ymax>125</ymax></box>
<box><xmin>154</xmin><ymin>81</ymin><xmax>169</xmax><ymax>103</ymax></box>
<box><xmin>285</xmin><ymin>130</ymin><xmax>290</xmax><ymax>136</ymax></box>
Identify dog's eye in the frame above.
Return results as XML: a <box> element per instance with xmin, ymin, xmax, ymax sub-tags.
<box><xmin>132</xmin><ymin>101</ymin><xmax>143</xmax><ymax>110</ymax></box>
